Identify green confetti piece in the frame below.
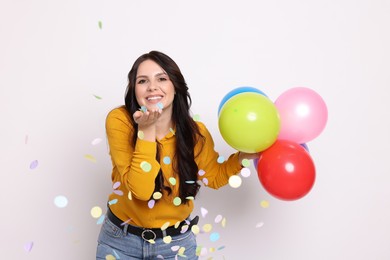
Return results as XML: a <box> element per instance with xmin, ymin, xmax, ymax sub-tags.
<box><xmin>140</xmin><ymin>161</ymin><xmax>152</xmax><ymax>172</ymax></box>
<box><xmin>173</xmin><ymin>197</ymin><xmax>182</xmax><ymax>206</ymax></box>
<box><xmin>242</xmin><ymin>159</ymin><xmax>250</xmax><ymax>167</ymax></box>
<box><xmin>137</xmin><ymin>131</ymin><xmax>144</xmax><ymax>140</ymax></box>
<box><xmin>192</xmin><ymin>114</ymin><xmax>201</xmax><ymax>121</ymax></box>
<box><xmin>169</xmin><ymin>177</ymin><xmax>177</xmax><ymax>185</ymax></box>
<box><xmin>98</xmin><ymin>21</ymin><xmax>102</xmax><ymax>29</ymax></box>
<box><xmin>93</xmin><ymin>94</ymin><xmax>102</xmax><ymax>99</ymax></box>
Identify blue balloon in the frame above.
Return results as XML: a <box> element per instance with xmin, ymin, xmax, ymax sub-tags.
<box><xmin>300</xmin><ymin>143</ymin><xmax>310</xmax><ymax>152</ymax></box>
<box><xmin>218</xmin><ymin>86</ymin><xmax>268</xmax><ymax>115</ymax></box>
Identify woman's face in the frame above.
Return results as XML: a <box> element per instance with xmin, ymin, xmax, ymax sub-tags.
<box><xmin>135</xmin><ymin>59</ymin><xmax>175</xmax><ymax>113</ymax></box>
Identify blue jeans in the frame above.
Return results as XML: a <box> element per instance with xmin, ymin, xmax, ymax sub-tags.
<box><xmin>96</xmin><ymin>215</ymin><xmax>199</xmax><ymax>260</ymax></box>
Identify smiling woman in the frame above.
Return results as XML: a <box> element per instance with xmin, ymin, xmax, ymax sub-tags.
<box><xmin>95</xmin><ymin>50</ymin><xmax>259</xmax><ymax>260</ymax></box>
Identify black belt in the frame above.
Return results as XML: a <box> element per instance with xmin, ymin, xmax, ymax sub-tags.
<box><xmin>106</xmin><ymin>207</ymin><xmax>199</xmax><ymax>240</ymax></box>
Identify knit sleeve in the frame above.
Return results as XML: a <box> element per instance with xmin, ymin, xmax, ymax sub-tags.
<box><xmin>105</xmin><ymin>107</ymin><xmax>160</xmax><ymax>200</ymax></box>
<box><xmin>194</xmin><ymin>122</ymin><xmax>243</xmax><ymax>189</ymax></box>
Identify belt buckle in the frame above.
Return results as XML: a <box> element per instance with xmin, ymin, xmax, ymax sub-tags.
<box><xmin>141</xmin><ymin>229</ymin><xmax>157</xmax><ymax>241</ymax></box>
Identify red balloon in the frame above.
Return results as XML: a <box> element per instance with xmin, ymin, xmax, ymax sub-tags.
<box><xmin>257</xmin><ymin>140</ymin><xmax>316</xmax><ymax>201</ymax></box>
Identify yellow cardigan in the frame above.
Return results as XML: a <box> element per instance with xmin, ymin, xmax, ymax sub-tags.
<box><xmin>106</xmin><ymin>106</ymin><xmax>243</xmax><ymax>228</ymax></box>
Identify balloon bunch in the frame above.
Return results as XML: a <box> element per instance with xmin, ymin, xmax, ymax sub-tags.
<box><xmin>218</xmin><ymin>86</ymin><xmax>328</xmax><ymax>201</ymax></box>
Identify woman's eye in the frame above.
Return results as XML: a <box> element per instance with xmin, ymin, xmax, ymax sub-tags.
<box><xmin>137</xmin><ymin>79</ymin><xmax>146</xmax><ymax>84</ymax></box>
<box><xmin>158</xmin><ymin>77</ymin><xmax>167</xmax><ymax>82</ymax></box>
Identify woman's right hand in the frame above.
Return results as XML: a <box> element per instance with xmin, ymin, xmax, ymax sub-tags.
<box><xmin>133</xmin><ymin>109</ymin><xmax>162</xmax><ymax>141</ymax></box>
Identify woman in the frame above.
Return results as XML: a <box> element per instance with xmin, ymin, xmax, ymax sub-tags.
<box><xmin>96</xmin><ymin>51</ymin><xmax>258</xmax><ymax>259</ymax></box>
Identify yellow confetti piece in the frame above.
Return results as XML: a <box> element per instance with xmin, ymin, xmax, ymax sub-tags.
<box><xmin>137</xmin><ymin>131</ymin><xmax>144</xmax><ymax>140</ymax></box>
<box><xmin>163</xmin><ymin>236</ymin><xmax>172</xmax><ymax>244</ymax></box>
<box><xmin>228</xmin><ymin>175</ymin><xmax>242</xmax><ymax>188</ymax></box>
<box><xmin>128</xmin><ymin>191</ymin><xmax>132</xmax><ymax>200</ymax></box>
<box><xmin>84</xmin><ymin>154</ymin><xmax>96</xmax><ymax>163</ymax></box>
<box><xmin>191</xmin><ymin>225</ymin><xmax>200</xmax><ymax>235</ymax></box>
<box><xmin>178</xmin><ymin>247</ymin><xmax>186</xmax><ymax>255</ymax></box>
<box><xmin>153</xmin><ymin>191</ymin><xmax>162</xmax><ymax>200</ymax></box>
<box><xmin>221</xmin><ymin>218</ymin><xmax>227</xmax><ymax>228</ymax></box>
<box><xmin>148</xmin><ymin>239</ymin><xmax>155</xmax><ymax>244</ymax></box>
<box><xmin>91</xmin><ymin>206</ymin><xmax>102</xmax><ymax>219</ymax></box>
<box><xmin>209</xmin><ymin>247</ymin><xmax>216</xmax><ymax>253</ymax></box>
<box><xmin>174</xmin><ymin>221</ymin><xmax>181</xmax><ymax>228</ymax></box>
<box><xmin>202</xmin><ymin>224</ymin><xmax>212</xmax><ymax>233</ymax></box>
<box><xmin>105</xmin><ymin>254</ymin><xmax>115</xmax><ymax>260</ymax></box>
<box><xmin>161</xmin><ymin>222</ymin><xmax>171</xmax><ymax>231</ymax></box>
<box><xmin>260</xmin><ymin>200</ymin><xmax>269</xmax><ymax>208</ymax></box>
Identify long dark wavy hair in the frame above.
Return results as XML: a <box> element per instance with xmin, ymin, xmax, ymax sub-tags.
<box><xmin>124</xmin><ymin>51</ymin><xmax>202</xmax><ymax>203</ymax></box>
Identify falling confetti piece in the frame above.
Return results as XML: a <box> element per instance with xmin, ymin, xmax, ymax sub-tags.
<box><xmin>112</xmin><ymin>250</ymin><xmax>120</xmax><ymax>259</ymax></box>
<box><xmin>91</xmin><ymin>206</ymin><xmax>103</xmax><ymax>218</ymax></box>
<box><xmin>214</xmin><ymin>215</ymin><xmax>222</xmax><ymax>223</ymax></box>
<box><xmin>169</xmin><ymin>177</ymin><xmax>177</xmax><ymax>185</ymax></box>
<box><xmin>228</xmin><ymin>175</ymin><xmax>242</xmax><ymax>188</ymax></box>
<box><xmin>97</xmin><ymin>215</ymin><xmax>105</xmax><ymax>225</ymax></box>
<box><xmin>105</xmin><ymin>254</ymin><xmax>115</xmax><ymax>260</ymax></box>
<box><xmin>240</xmin><ymin>168</ymin><xmax>251</xmax><ymax>178</ymax></box>
<box><xmin>221</xmin><ymin>218</ymin><xmax>227</xmax><ymax>227</ymax></box>
<box><xmin>128</xmin><ymin>191</ymin><xmax>132</xmax><ymax>200</ymax></box>
<box><xmin>173</xmin><ymin>197</ymin><xmax>182</xmax><ymax>206</ymax></box>
<box><xmin>140</xmin><ymin>106</ymin><xmax>147</xmax><ymax>112</ymax></box>
<box><xmin>108</xmin><ymin>199</ymin><xmax>118</xmax><ymax>205</ymax></box>
<box><xmin>260</xmin><ymin>200</ymin><xmax>269</xmax><ymax>208</ymax></box>
<box><xmin>178</xmin><ymin>247</ymin><xmax>186</xmax><ymax>255</ymax></box>
<box><xmin>185</xmin><ymin>180</ymin><xmax>195</xmax><ymax>184</ymax></box>
<box><xmin>217</xmin><ymin>245</ymin><xmax>225</xmax><ymax>251</ymax></box>
<box><xmin>191</xmin><ymin>225</ymin><xmax>200</xmax><ymax>234</ymax></box>
<box><xmin>113</xmin><ymin>190</ymin><xmax>124</xmax><ymax>196</ymax></box>
<box><xmin>29</xmin><ymin>160</ymin><xmax>38</xmax><ymax>170</ymax></box>
<box><xmin>140</xmin><ymin>161</ymin><xmax>152</xmax><ymax>172</ymax></box>
<box><xmin>157</xmin><ymin>255</ymin><xmax>164</xmax><ymax>259</ymax></box>
<box><xmin>137</xmin><ymin>131</ymin><xmax>144</xmax><ymax>140</ymax></box>
<box><xmin>186</xmin><ymin>196</ymin><xmax>194</xmax><ymax>200</ymax></box>
<box><xmin>93</xmin><ymin>94</ymin><xmax>102</xmax><ymax>99</ymax></box>
<box><xmin>209</xmin><ymin>247</ymin><xmax>216</xmax><ymax>253</ymax></box>
<box><xmin>54</xmin><ymin>195</ymin><xmax>68</xmax><ymax>208</ymax></box>
<box><xmin>163</xmin><ymin>156</ymin><xmax>171</xmax><ymax>164</ymax></box>
<box><xmin>113</xmin><ymin>181</ymin><xmax>121</xmax><ymax>189</ymax></box>
<box><xmin>202</xmin><ymin>224</ymin><xmax>212</xmax><ymax>233</ymax></box>
<box><xmin>84</xmin><ymin>154</ymin><xmax>97</xmax><ymax>163</ymax></box>
<box><xmin>148</xmin><ymin>200</ymin><xmax>155</xmax><ymax>209</ymax></box>
<box><xmin>91</xmin><ymin>138</ymin><xmax>102</xmax><ymax>145</ymax></box>
<box><xmin>171</xmin><ymin>245</ymin><xmax>180</xmax><ymax>252</ymax></box>
<box><xmin>98</xmin><ymin>21</ymin><xmax>103</xmax><ymax>30</ymax></box>
<box><xmin>241</xmin><ymin>159</ymin><xmax>250</xmax><ymax>167</ymax></box>
<box><xmin>198</xmin><ymin>169</ymin><xmax>205</xmax><ymax>176</ymax></box>
<box><xmin>161</xmin><ymin>222</ymin><xmax>171</xmax><ymax>231</ymax></box>
<box><xmin>210</xmin><ymin>232</ymin><xmax>220</xmax><ymax>242</ymax></box>
<box><xmin>192</xmin><ymin>114</ymin><xmax>201</xmax><ymax>121</ymax></box>
<box><xmin>156</xmin><ymin>102</ymin><xmax>164</xmax><ymax>110</ymax></box>
<box><xmin>200</xmin><ymin>207</ymin><xmax>208</xmax><ymax>218</ymax></box>
<box><xmin>24</xmin><ymin>242</ymin><xmax>34</xmax><ymax>252</ymax></box>
<box><xmin>181</xmin><ymin>225</ymin><xmax>189</xmax><ymax>233</ymax></box>
<box><xmin>163</xmin><ymin>236</ymin><xmax>172</xmax><ymax>244</ymax></box>
<box><xmin>148</xmin><ymin>239</ymin><xmax>155</xmax><ymax>244</ymax></box>
<box><xmin>169</xmin><ymin>128</ymin><xmax>175</xmax><ymax>135</ymax></box>
<box><xmin>217</xmin><ymin>156</ymin><xmax>225</xmax><ymax>163</ymax></box>
<box><xmin>256</xmin><ymin>222</ymin><xmax>264</xmax><ymax>228</ymax></box>
<box><xmin>202</xmin><ymin>178</ymin><xmax>209</xmax><ymax>185</ymax></box>
<box><xmin>153</xmin><ymin>192</ymin><xmax>162</xmax><ymax>200</ymax></box>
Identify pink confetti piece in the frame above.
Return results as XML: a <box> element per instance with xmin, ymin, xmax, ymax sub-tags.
<box><xmin>29</xmin><ymin>160</ymin><xmax>38</xmax><ymax>170</ymax></box>
<box><xmin>91</xmin><ymin>138</ymin><xmax>102</xmax><ymax>145</ymax></box>
<box><xmin>113</xmin><ymin>190</ymin><xmax>124</xmax><ymax>196</ymax></box>
<box><xmin>198</xmin><ymin>169</ymin><xmax>205</xmax><ymax>176</ymax></box>
<box><xmin>171</xmin><ymin>245</ymin><xmax>180</xmax><ymax>252</ymax></box>
<box><xmin>148</xmin><ymin>200</ymin><xmax>155</xmax><ymax>209</ymax></box>
<box><xmin>214</xmin><ymin>215</ymin><xmax>223</xmax><ymax>223</ymax></box>
<box><xmin>113</xmin><ymin>181</ymin><xmax>121</xmax><ymax>189</ymax></box>
<box><xmin>200</xmin><ymin>207</ymin><xmax>208</xmax><ymax>218</ymax></box>
<box><xmin>256</xmin><ymin>222</ymin><xmax>264</xmax><ymax>228</ymax></box>
<box><xmin>202</xmin><ymin>178</ymin><xmax>208</xmax><ymax>185</ymax></box>
<box><xmin>24</xmin><ymin>241</ymin><xmax>34</xmax><ymax>252</ymax></box>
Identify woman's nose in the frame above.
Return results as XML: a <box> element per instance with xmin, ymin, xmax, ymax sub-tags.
<box><xmin>147</xmin><ymin>81</ymin><xmax>158</xmax><ymax>91</ymax></box>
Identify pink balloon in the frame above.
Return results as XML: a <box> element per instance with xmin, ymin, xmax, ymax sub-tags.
<box><xmin>275</xmin><ymin>87</ymin><xmax>328</xmax><ymax>143</ymax></box>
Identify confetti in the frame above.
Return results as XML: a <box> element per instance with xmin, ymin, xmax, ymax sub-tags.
<box><xmin>161</xmin><ymin>222</ymin><xmax>171</xmax><ymax>231</ymax></box>
<box><xmin>260</xmin><ymin>200</ymin><xmax>269</xmax><ymax>208</ymax></box>
<box><xmin>108</xmin><ymin>199</ymin><xmax>118</xmax><ymax>205</ymax></box>
<box><xmin>140</xmin><ymin>161</ymin><xmax>152</xmax><ymax>172</ymax></box>
<box><xmin>181</xmin><ymin>225</ymin><xmax>189</xmax><ymax>233</ymax></box>
<box><xmin>178</xmin><ymin>247</ymin><xmax>186</xmax><ymax>256</ymax></box>
<box><xmin>24</xmin><ymin>242</ymin><xmax>33</xmax><ymax>252</ymax></box>
<box><xmin>240</xmin><ymin>168</ymin><xmax>251</xmax><ymax>178</ymax></box>
<box><xmin>202</xmin><ymin>224</ymin><xmax>212</xmax><ymax>233</ymax></box>
<box><xmin>163</xmin><ymin>236</ymin><xmax>172</xmax><ymax>244</ymax></box>
<box><xmin>217</xmin><ymin>156</ymin><xmax>225</xmax><ymax>164</ymax></box>
<box><xmin>157</xmin><ymin>255</ymin><xmax>164</xmax><ymax>259</ymax></box>
<box><xmin>202</xmin><ymin>178</ymin><xmax>209</xmax><ymax>185</ymax></box>
<box><xmin>173</xmin><ymin>197</ymin><xmax>182</xmax><ymax>206</ymax></box>
<box><xmin>113</xmin><ymin>190</ymin><xmax>124</xmax><ymax>196</ymax></box>
<box><xmin>171</xmin><ymin>245</ymin><xmax>180</xmax><ymax>252</ymax></box>
<box><xmin>29</xmin><ymin>160</ymin><xmax>38</xmax><ymax>170</ymax></box>
<box><xmin>241</xmin><ymin>159</ymin><xmax>250</xmax><ymax>167</ymax></box>
<box><xmin>198</xmin><ymin>169</ymin><xmax>205</xmax><ymax>176</ymax></box>
<box><xmin>128</xmin><ymin>191</ymin><xmax>132</xmax><ymax>200</ymax></box>
<box><xmin>169</xmin><ymin>177</ymin><xmax>177</xmax><ymax>185</ymax></box>
<box><xmin>163</xmin><ymin>156</ymin><xmax>171</xmax><ymax>164</ymax></box>
<box><xmin>221</xmin><ymin>218</ymin><xmax>227</xmax><ymax>227</ymax></box>
<box><xmin>169</xmin><ymin>128</ymin><xmax>175</xmax><ymax>135</ymax></box>
<box><xmin>185</xmin><ymin>180</ymin><xmax>195</xmax><ymax>184</ymax></box>
<box><xmin>140</xmin><ymin>106</ymin><xmax>147</xmax><ymax>112</ymax></box>
<box><xmin>112</xmin><ymin>250</ymin><xmax>120</xmax><ymax>259</ymax></box>
<box><xmin>98</xmin><ymin>21</ymin><xmax>103</xmax><ymax>30</ymax></box>
<box><xmin>191</xmin><ymin>225</ymin><xmax>200</xmax><ymax>235</ymax></box>
<box><xmin>192</xmin><ymin>114</ymin><xmax>201</xmax><ymax>121</ymax></box>
<box><xmin>148</xmin><ymin>200</ymin><xmax>155</xmax><ymax>209</ymax></box>
<box><xmin>91</xmin><ymin>138</ymin><xmax>102</xmax><ymax>145</ymax></box>
<box><xmin>97</xmin><ymin>215</ymin><xmax>105</xmax><ymax>225</ymax></box>
<box><xmin>91</xmin><ymin>206</ymin><xmax>103</xmax><ymax>218</ymax></box>
<box><xmin>137</xmin><ymin>131</ymin><xmax>144</xmax><ymax>140</ymax></box>
<box><xmin>54</xmin><ymin>195</ymin><xmax>68</xmax><ymax>208</ymax></box>
<box><xmin>256</xmin><ymin>222</ymin><xmax>264</xmax><ymax>228</ymax></box>
<box><xmin>217</xmin><ymin>245</ymin><xmax>226</xmax><ymax>251</ymax></box>
<box><xmin>200</xmin><ymin>207</ymin><xmax>208</xmax><ymax>218</ymax></box>
<box><xmin>84</xmin><ymin>154</ymin><xmax>97</xmax><ymax>163</ymax></box>
<box><xmin>156</xmin><ymin>102</ymin><xmax>164</xmax><ymax>110</ymax></box>
<box><xmin>113</xmin><ymin>181</ymin><xmax>121</xmax><ymax>189</ymax></box>
<box><xmin>214</xmin><ymin>215</ymin><xmax>223</xmax><ymax>223</ymax></box>
<box><xmin>93</xmin><ymin>94</ymin><xmax>102</xmax><ymax>99</ymax></box>
<box><xmin>153</xmin><ymin>192</ymin><xmax>162</xmax><ymax>200</ymax></box>
<box><xmin>186</xmin><ymin>196</ymin><xmax>194</xmax><ymax>200</ymax></box>
<box><xmin>228</xmin><ymin>175</ymin><xmax>242</xmax><ymax>188</ymax></box>
<box><xmin>210</xmin><ymin>232</ymin><xmax>220</xmax><ymax>242</ymax></box>
<box><xmin>105</xmin><ymin>254</ymin><xmax>115</xmax><ymax>260</ymax></box>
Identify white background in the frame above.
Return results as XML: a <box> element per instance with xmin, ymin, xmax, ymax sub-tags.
<box><xmin>1</xmin><ymin>0</ymin><xmax>390</xmax><ymax>259</ymax></box>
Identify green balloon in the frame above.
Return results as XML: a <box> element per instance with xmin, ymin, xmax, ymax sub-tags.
<box><xmin>218</xmin><ymin>92</ymin><xmax>280</xmax><ymax>153</ymax></box>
